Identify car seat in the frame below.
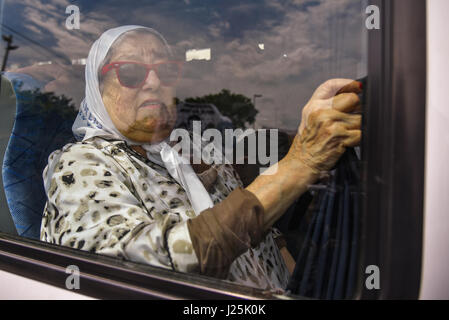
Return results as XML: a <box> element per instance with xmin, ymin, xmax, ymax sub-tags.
<box><xmin>1</xmin><ymin>72</ymin><xmax>77</xmax><ymax>239</ymax></box>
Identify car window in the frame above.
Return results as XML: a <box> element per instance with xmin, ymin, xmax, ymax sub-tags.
<box><xmin>0</xmin><ymin>0</ymin><xmax>368</xmax><ymax>299</ymax></box>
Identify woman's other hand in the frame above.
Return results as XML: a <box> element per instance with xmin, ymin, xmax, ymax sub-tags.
<box><xmin>286</xmin><ymin>79</ymin><xmax>363</xmax><ymax>173</ymax></box>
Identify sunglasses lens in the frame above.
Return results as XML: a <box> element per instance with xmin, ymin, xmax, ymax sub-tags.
<box><xmin>156</xmin><ymin>63</ymin><xmax>180</xmax><ymax>86</ymax></box>
<box><xmin>117</xmin><ymin>63</ymin><xmax>147</xmax><ymax>88</ymax></box>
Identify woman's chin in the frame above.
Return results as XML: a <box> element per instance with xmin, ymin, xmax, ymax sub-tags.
<box><xmin>118</xmin><ymin>114</ymin><xmax>175</xmax><ymax>143</ymax></box>
<box><xmin>127</xmin><ymin>126</ymin><xmax>173</xmax><ymax>143</ymax></box>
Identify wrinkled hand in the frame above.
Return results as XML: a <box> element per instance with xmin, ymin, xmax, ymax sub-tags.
<box><xmin>287</xmin><ymin>79</ymin><xmax>362</xmax><ymax>173</ymax></box>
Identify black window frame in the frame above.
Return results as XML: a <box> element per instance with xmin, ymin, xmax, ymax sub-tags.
<box><xmin>0</xmin><ymin>0</ymin><xmax>426</xmax><ymax>300</ymax></box>
<box><xmin>358</xmin><ymin>0</ymin><xmax>426</xmax><ymax>300</ymax></box>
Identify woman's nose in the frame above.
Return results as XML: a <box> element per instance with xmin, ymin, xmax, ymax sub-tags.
<box><xmin>142</xmin><ymin>69</ymin><xmax>161</xmax><ymax>90</ymax></box>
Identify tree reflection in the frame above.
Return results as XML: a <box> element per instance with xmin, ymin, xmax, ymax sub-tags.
<box><xmin>183</xmin><ymin>89</ymin><xmax>258</xmax><ymax>129</ymax></box>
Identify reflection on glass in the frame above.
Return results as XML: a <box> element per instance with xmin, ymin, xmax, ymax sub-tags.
<box><xmin>0</xmin><ymin>0</ymin><xmax>367</xmax><ymax>298</ymax></box>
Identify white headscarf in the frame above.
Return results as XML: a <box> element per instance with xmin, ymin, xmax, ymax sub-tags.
<box><xmin>72</xmin><ymin>25</ymin><xmax>213</xmax><ymax>215</ymax></box>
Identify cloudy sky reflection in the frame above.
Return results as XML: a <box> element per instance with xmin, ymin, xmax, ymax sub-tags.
<box><xmin>1</xmin><ymin>0</ymin><xmax>368</xmax><ymax>130</ymax></box>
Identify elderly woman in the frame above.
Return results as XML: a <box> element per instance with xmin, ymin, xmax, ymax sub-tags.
<box><xmin>40</xmin><ymin>26</ymin><xmax>361</xmax><ymax>291</ymax></box>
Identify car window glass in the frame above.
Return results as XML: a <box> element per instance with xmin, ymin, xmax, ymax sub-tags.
<box><xmin>0</xmin><ymin>0</ymin><xmax>368</xmax><ymax>298</ymax></box>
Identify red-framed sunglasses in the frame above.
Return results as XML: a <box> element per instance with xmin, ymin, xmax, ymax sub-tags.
<box><xmin>101</xmin><ymin>61</ymin><xmax>183</xmax><ymax>88</ymax></box>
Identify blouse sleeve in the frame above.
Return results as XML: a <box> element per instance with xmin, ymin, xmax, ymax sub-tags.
<box><xmin>40</xmin><ymin>142</ymin><xmax>199</xmax><ymax>273</ymax></box>
<box><xmin>187</xmin><ymin>187</ymin><xmax>265</xmax><ymax>279</ymax></box>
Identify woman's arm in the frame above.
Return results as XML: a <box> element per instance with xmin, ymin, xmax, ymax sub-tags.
<box><xmin>186</xmin><ymin>79</ymin><xmax>362</xmax><ymax>277</ymax></box>
<box><xmin>247</xmin><ymin>156</ymin><xmax>318</xmax><ymax>232</ymax></box>
<box><xmin>247</xmin><ymin>78</ymin><xmax>362</xmax><ymax>232</ymax></box>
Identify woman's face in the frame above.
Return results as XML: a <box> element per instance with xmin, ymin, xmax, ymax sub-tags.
<box><xmin>101</xmin><ymin>32</ymin><xmax>177</xmax><ymax>143</ymax></box>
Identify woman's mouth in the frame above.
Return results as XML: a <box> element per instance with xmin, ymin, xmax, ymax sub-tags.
<box><xmin>139</xmin><ymin>100</ymin><xmax>163</xmax><ymax>110</ymax></box>
<box><xmin>137</xmin><ymin>100</ymin><xmax>172</xmax><ymax>128</ymax></box>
